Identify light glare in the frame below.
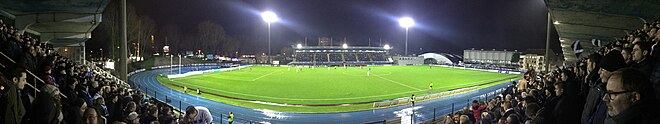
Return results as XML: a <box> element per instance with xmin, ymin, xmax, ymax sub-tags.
<box><xmin>262</xmin><ymin>11</ymin><xmax>279</xmax><ymax>23</ymax></box>
<box><xmin>399</xmin><ymin>17</ymin><xmax>415</xmax><ymax>28</ymax></box>
<box><xmin>384</xmin><ymin>44</ymin><xmax>391</xmax><ymax>50</ymax></box>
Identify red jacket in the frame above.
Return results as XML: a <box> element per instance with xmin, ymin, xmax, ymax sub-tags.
<box><xmin>472</xmin><ymin>103</ymin><xmax>487</xmax><ymax>121</ymax></box>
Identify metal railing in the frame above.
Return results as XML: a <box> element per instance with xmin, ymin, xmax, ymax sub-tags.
<box><xmin>1</xmin><ymin>51</ymin><xmax>41</xmax><ymax>93</ymax></box>
<box><xmin>0</xmin><ymin>51</ymin><xmax>71</xmax><ymax>99</ymax></box>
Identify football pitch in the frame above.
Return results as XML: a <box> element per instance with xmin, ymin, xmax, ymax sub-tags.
<box><xmin>157</xmin><ymin>66</ymin><xmax>519</xmax><ymax>113</ymax></box>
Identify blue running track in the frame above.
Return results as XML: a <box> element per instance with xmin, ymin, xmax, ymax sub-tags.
<box><xmin>129</xmin><ymin>66</ymin><xmax>513</xmax><ymax>124</ymax></box>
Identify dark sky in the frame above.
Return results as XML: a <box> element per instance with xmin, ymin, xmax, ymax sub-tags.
<box><xmin>128</xmin><ymin>0</ymin><xmax>561</xmax><ymax>55</ymax></box>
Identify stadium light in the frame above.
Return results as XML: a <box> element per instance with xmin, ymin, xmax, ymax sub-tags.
<box><xmin>399</xmin><ymin>17</ymin><xmax>414</xmax><ymax>56</ymax></box>
<box><xmin>262</xmin><ymin>11</ymin><xmax>279</xmax><ymax>64</ymax></box>
<box><xmin>384</xmin><ymin>44</ymin><xmax>391</xmax><ymax>50</ymax></box>
<box><xmin>261</xmin><ymin>11</ymin><xmax>279</xmax><ymax>23</ymax></box>
<box><xmin>342</xmin><ymin>43</ymin><xmax>348</xmax><ymax>49</ymax></box>
<box><xmin>398</xmin><ymin>17</ymin><xmax>415</xmax><ymax>28</ymax></box>
<box><xmin>297</xmin><ymin>43</ymin><xmax>303</xmax><ymax>49</ymax></box>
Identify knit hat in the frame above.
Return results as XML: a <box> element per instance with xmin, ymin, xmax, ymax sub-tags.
<box><xmin>599</xmin><ymin>50</ymin><xmax>627</xmax><ymax>72</ymax></box>
<box><xmin>127</xmin><ymin>112</ymin><xmax>139</xmax><ymax>121</ymax></box>
<box><xmin>41</xmin><ymin>84</ymin><xmax>59</xmax><ymax>98</ymax></box>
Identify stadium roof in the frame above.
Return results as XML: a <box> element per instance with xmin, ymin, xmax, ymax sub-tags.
<box><xmin>419</xmin><ymin>53</ymin><xmax>463</xmax><ymax>64</ymax></box>
<box><xmin>0</xmin><ymin>0</ymin><xmax>109</xmax><ymax>47</ymax></box>
<box><xmin>545</xmin><ymin>0</ymin><xmax>660</xmax><ymax>62</ymax></box>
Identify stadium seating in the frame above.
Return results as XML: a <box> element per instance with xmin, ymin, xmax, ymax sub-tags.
<box><xmin>423</xmin><ymin>17</ymin><xmax>660</xmax><ymax>124</ymax></box>
<box><xmin>0</xmin><ymin>19</ymin><xmax>177</xmax><ymax>124</ymax></box>
<box><xmin>292</xmin><ymin>51</ymin><xmax>389</xmax><ymax>65</ymax></box>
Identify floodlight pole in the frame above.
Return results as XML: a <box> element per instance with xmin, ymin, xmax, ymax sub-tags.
<box><xmin>405</xmin><ymin>27</ymin><xmax>409</xmax><ymax>56</ymax></box>
<box><xmin>268</xmin><ymin>22</ymin><xmax>272</xmax><ymax>64</ymax></box>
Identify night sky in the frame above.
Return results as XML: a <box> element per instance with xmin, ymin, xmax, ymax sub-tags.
<box><xmin>126</xmin><ymin>0</ymin><xmax>561</xmax><ymax>55</ymax></box>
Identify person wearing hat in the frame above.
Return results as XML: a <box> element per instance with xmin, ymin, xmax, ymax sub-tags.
<box><xmin>32</xmin><ymin>84</ymin><xmax>63</xmax><ymax>124</ymax></box>
<box><xmin>126</xmin><ymin>112</ymin><xmax>139</xmax><ymax>124</ymax></box>
<box><xmin>582</xmin><ymin>50</ymin><xmax>628</xmax><ymax>124</ymax></box>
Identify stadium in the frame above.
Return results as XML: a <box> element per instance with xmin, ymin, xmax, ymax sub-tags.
<box><xmin>2</xmin><ymin>0</ymin><xmax>660</xmax><ymax>124</ymax></box>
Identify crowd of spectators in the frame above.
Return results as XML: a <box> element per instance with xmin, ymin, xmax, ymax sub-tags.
<box><xmin>429</xmin><ymin>18</ymin><xmax>660</xmax><ymax>124</ymax></box>
<box><xmin>0</xmin><ymin>19</ymin><xmax>179</xmax><ymax>124</ymax></box>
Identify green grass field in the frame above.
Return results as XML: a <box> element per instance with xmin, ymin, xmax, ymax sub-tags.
<box><xmin>157</xmin><ymin>66</ymin><xmax>519</xmax><ymax>113</ymax></box>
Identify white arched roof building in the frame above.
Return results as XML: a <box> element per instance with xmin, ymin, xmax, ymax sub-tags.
<box><xmin>418</xmin><ymin>53</ymin><xmax>463</xmax><ymax>64</ymax></box>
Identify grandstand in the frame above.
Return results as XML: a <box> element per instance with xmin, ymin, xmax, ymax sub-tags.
<box><xmin>291</xmin><ymin>45</ymin><xmax>393</xmax><ymax>65</ymax></box>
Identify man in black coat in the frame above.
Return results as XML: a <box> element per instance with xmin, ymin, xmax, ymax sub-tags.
<box><xmin>583</xmin><ymin>50</ymin><xmax>627</xmax><ymax>124</ymax></box>
<box><xmin>603</xmin><ymin>68</ymin><xmax>660</xmax><ymax>124</ymax></box>
<box><xmin>631</xmin><ymin>42</ymin><xmax>654</xmax><ymax>76</ymax></box>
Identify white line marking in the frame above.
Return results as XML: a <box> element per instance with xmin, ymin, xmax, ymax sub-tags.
<box><xmin>166</xmin><ymin>75</ymin><xmax>517</xmax><ymax>101</ymax></box>
<box><xmin>357</xmin><ymin>70</ymin><xmax>423</xmax><ymax>91</ymax></box>
<box><xmin>252</xmin><ymin>70</ymin><xmax>283</xmax><ymax>81</ymax></box>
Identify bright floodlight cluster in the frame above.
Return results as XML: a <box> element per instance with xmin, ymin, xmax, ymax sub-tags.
<box><xmin>398</xmin><ymin>17</ymin><xmax>415</xmax><ymax>28</ymax></box>
<box><xmin>342</xmin><ymin>43</ymin><xmax>348</xmax><ymax>49</ymax></box>
<box><xmin>383</xmin><ymin>44</ymin><xmax>391</xmax><ymax>50</ymax></box>
<box><xmin>297</xmin><ymin>43</ymin><xmax>303</xmax><ymax>49</ymax></box>
<box><xmin>261</xmin><ymin>11</ymin><xmax>279</xmax><ymax>23</ymax></box>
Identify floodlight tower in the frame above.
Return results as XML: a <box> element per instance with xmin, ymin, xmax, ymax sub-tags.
<box><xmin>399</xmin><ymin>17</ymin><xmax>415</xmax><ymax>56</ymax></box>
<box><xmin>262</xmin><ymin>11</ymin><xmax>279</xmax><ymax>64</ymax></box>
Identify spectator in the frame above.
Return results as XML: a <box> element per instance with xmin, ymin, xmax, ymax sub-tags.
<box><xmin>471</xmin><ymin>100</ymin><xmax>487</xmax><ymax>121</ymax></box>
<box><xmin>602</xmin><ymin>68</ymin><xmax>660</xmax><ymax>123</ymax></box>
<box><xmin>443</xmin><ymin>114</ymin><xmax>454</xmax><ymax>124</ymax></box>
<box><xmin>83</xmin><ymin>107</ymin><xmax>102</xmax><ymax>124</ymax></box>
<box><xmin>460</xmin><ymin>115</ymin><xmax>472</xmax><ymax>124</ymax></box>
<box><xmin>157</xmin><ymin>107</ymin><xmax>174</xmax><ymax>124</ymax></box>
<box><xmin>524</xmin><ymin>103</ymin><xmax>541</xmax><ymax>124</ymax></box>
<box><xmin>621</xmin><ymin>47</ymin><xmax>634</xmax><ymax>65</ymax></box>
<box><xmin>32</xmin><ymin>84</ymin><xmax>63</xmax><ymax>124</ymax></box>
<box><xmin>139</xmin><ymin>105</ymin><xmax>157</xmax><ymax>124</ymax></box>
<box><xmin>125</xmin><ymin>112</ymin><xmax>139</xmax><ymax>124</ymax></box>
<box><xmin>64</xmin><ymin>98</ymin><xmax>87</xmax><ymax>124</ymax></box>
<box><xmin>95</xmin><ymin>97</ymin><xmax>109</xmax><ymax>118</ymax></box>
<box><xmin>506</xmin><ymin>114</ymin><xmax>520</xmax><ymax>124</ymax></box>
<box><xmin>480</xmin><ymin>112</ymin><xmax>494</xmax><ymax>124</ymax></box>
<box><xmin>631</xmin><ymin>42</ymin><xmax>654</xmax><ymax>76</ymax></box>
<box><xmin>501</xmin><ymin>101</ymin><xmax>518</xmax><ymax>121</ymax></box>
<box><xmin>106</xmin><ymin>95</ymin><xmax>121</xmax><ymax>123</ymax></box>
<box><xmin>0</xmin><ymin>67</ymin><xmax>27</xmax><ymax>124</ymax></box>
<box><xmin>582</xmin><ymin>51</ymin><xmax>626</xmax><ymax>124</ymax></box>
<box><xmin>182</xmin><ymin>106</ymin><xmax>212</xmax><ymax>124</ymax></box>
<box><xmin>549</xmin><ymin>81</ymin><xmax>580</xmax><ymax>123</ymax></box>
<box><xmin>122</xmin><ymin>101</ymin><xmax>137</xmax><ymax>120</ymax></box>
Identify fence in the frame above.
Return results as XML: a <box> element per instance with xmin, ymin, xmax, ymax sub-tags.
<box><xmin>364</xmin><ymin>82</ymin><xmax>510</xmax><ymax>124</ymax></box>
<box><xmin>136</xmin><ymin>83</ymin><xmax>262</xmax><ymax>124</ymax></box>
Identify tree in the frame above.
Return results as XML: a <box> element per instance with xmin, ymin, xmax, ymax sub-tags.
<box><xmin>160</xmin><ymin>24</ymin><xmax>182</xmax><ymax>53</ymax></box>
<box><xmin>126</xmin><ymin>6</ymin><xmax>157</xmax><ymax>58</ymax></box>
<box><xmin>280</xmin><ymin>47</ymin><xmax>293</xmax><ymax>57</ymax></box>
<box><xmin>197</xmin><ymin>20</ymin><xmax>226</xmax><ymax>54</ymax></box>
